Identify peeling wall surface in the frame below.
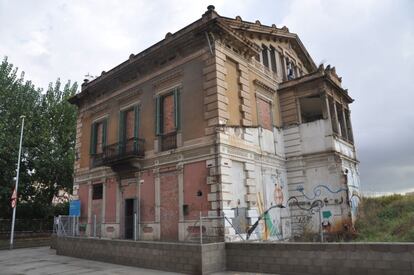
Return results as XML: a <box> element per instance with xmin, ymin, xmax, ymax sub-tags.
<box><xmin>70</xmin><ymin>7</ymin><xmax>360</xmax><ymax>242</ymax></box>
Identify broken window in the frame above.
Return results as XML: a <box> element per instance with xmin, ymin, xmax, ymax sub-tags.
<box><xmin>92</xmin><ymin>183</ymin><xmax>103</xmax><ymax>200</ymax></box>
<box><xmin>90</xmin><ymin>119</ymin><xmax>107</xmax><ymax>155</ymax></box>
<box><xmin>299</xmin><ymin>95</ymin><xmax>324</xmax><ymax>123</ymax></box>
<box><xmin>336</xmin><ymin>103</ymin><xmax>347</xmax><ymax>140</ymax></box>
<box><xmin>286</xmin><ymin>58</ymin><xmax>295</xmax><ymax>80</ymax></box>
<box><xmin>257</xmin><ymin>97</ymin><xmax>273</xmax><ymax>130</ymax></box>
<box><xmin>270</xmin><ymin>47</ymin><xmax>277</xmax><ymax>72</ymax></box>
<box><xmin>328</xmin><ymin>97</ymin><xmax>339</xmax><ymax>134</ymax></box>
<box><xmin>345</xmin><ymin>109</ymin><xmax>354</xmax><ymax>143</ymax></box>
<box><xmin>262</xmin><ymin>45</ymin><xmax>269</xmax><ymax>68</ymax></box>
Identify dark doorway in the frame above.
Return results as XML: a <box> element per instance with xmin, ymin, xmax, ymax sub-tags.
<box><xmin>124</xmin><ymin>198</ymin><xmax>136</xmax><ymax>239</ymax></box>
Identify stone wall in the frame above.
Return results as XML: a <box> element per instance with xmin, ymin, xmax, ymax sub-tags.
<box><xmin>54</xmin><ymin>237</ymin><xmax>414</xmax><ymax>275</ymax></box>
<box><xmin>226</xmin><ymin>242</ymin><xmax>414</xmax><ymax>275</ymax></box>
<box><xmin>55</xmin><ymin>237</ymin><xmax>225</xmax><ymax>274</ymax></box>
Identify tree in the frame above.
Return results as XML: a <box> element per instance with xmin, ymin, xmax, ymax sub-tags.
<box><xmin>0</xmin><ymin>57</ymin><xmax>77</xmax><ymax>218</ymax></box>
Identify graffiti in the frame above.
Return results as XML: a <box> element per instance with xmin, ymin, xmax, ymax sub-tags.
<box><xmin>350</xmin><ymin>190</ymin><xmax>361</xmax><ymax>218</ymax></box>
<box><xmin>296</xmin><ymin>185</ymin><xmax>348</xmax><ymax>201</ymax></box>
<box><xmin>287</xmin><ymin>196</ymin><xmax>324</xmax><ymax>214</ymax></box>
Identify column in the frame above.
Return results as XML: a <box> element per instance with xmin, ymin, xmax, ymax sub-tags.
<box><xmin>333</xmin><ymin>102</ymin><xmax>342</xmax><ymax>137</ymax></box>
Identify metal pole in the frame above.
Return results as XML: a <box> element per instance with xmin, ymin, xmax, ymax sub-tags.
<box><xmin>199</xmin><ymin>211</ymin><xmax>203</xmax><ymax>244</ymax></box>
<box><xmin>133</xmin><ymin>213</ymin><xmax>137</xmax><ymax>241</ymax></box>
<box><xmin>138</xmin><ymin>178</ymin><xmax>142</xmax><ymax>241</ymax></box>
<box><xmin>72</xmin><ymin>216</ymin><xmax>76</xmax><ymax>236</ymax></box>
<box><xmin>93</xmin><ymin>215</ymin><xmax>96</xmax><ymax>237</ymax></box>
<box><xmin>9</xmin><ymin>115</ymin><xmax>25</xmax><ymax>250</ymax></box>
<box><xmin>76</xmin><ymin>216</ymin><xmax>79</xmax><ymax>236</ymax></box>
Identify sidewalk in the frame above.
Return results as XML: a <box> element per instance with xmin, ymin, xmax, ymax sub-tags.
<box><xmin>0</xmin><ymin>247</ymin><xmax>268</xmax><ymax>275</ymax></box>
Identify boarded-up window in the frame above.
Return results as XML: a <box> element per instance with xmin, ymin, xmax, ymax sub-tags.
<box><xmin>155</xmin><ymin>88</ymin><xmax>180</xmax><ymax>151</ymax></box>
<box><xmin>257</xmin><ymin>97</ymin><xmax>272</xmax><ymax>130</ymax></box>
<box><xmin>125</xmin><ymin>109</ymin><xmax>135</xmax><ymax>139</ymax></box>
<box><xmin>163</xmin><ymin>94</ymin><xmax>175</xmax><ymax>134</ymax></box>
<box><xmin>96</xmin><ymin>123</ymin><xmax>103</xmax><ymax>154</ymax></box>
<box><xmin>155</xmin><ymin>88</ymin><xmax>181</xmax><ymax>136</ymax></box>
<box><xmin>90</xmin><ymin>119</ymin><xmax>107</xmax><ymax>155</ymax></box>
<box><xmin>225</xmin><ymin>58</ymin><xmax>242</xmax><ymax>125</ymax></box>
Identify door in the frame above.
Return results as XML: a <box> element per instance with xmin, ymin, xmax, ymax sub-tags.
<box><xmin>160</xmin><ymin>172</ymin><xmax>179</xmax><ymax>241</ymax></box>
<box><xmin>124</xmin><ymin>198</ymin><xmax>136</xmax><ymax>239</ymax></box>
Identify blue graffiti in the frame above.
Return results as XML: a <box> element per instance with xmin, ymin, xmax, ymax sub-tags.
<box><xmin>296</xmin><ymin>185</ymin><xmax>348</xmax><ymax>200</ymax></box>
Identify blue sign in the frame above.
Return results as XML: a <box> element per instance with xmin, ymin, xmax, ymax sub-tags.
<box><xmin>69</xmin><ymin>200</ymin><xmax>81</xmax><ymax>216</ymax></box>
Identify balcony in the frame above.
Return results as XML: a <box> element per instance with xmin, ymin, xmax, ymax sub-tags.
<box><xmin>92</xmin><ymin>138</ymin><xmax>145</xmax><ymax>169</ymax></box>
<box><xmin>161</xmin><ymin>132</ymin><xmax>177</xmax><ymax>151</ymax></box>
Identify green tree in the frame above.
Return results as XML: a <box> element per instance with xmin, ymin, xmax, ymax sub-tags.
<box><xmin>0</xmin><ymin>57</ymin><xmax>77</xmax><ymax>218</ymax></box>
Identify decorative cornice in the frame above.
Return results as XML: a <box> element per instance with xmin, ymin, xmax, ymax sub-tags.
<box><xmin>253</xmin><ymin>79</ymin><xmax>277</xmax><ymax>93</ymax></box>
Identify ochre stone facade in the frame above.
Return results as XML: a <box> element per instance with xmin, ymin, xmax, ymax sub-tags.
<box><xmin>69</xmin><ymin>6</ymin><xmax>360</xmax><ymax>242</ymax></box>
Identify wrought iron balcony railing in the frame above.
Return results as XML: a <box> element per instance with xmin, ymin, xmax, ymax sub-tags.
<box><xmin>91</xmin><ymin>138</ymin><xmax>145</xmax><ymax>167</ymax></box>
<box><xmin>161</xmin><ymin>132</ymin><xmax>177</xmax><ymax>151</ymax></box>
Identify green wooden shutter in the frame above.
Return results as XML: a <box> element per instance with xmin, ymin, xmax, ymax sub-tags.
<box><xmin>118</xmin><ymin>111</ymin><xmax>125</xmax><ymax>152</ymax></box>
<box><xmin>102</xmin><ymin>119</ymin><xmax>107</xmax><ymax>147</ymax></box>
<box><xmin>155</xmin><ymin>96</ymin><xmax>161</xmax><ymax>135</ymax></box>
<box><xmin>174</xmin><ymin>88</ymin><xmax>181</xmax><ymax>130</ymax></box>
<box><xmin>90</xmin><ymin>122</ymin><xmax>97</xmax><ymax>155</ymax></box>
<box><xmin>134</xmin><ymin>105</ymin><xmax>140</xmax><ymax>138</ymax></box>
<box><xmin>134</xmin><ymin>105</ymin><xmax>140</xmax><ymax>152</ymax></box>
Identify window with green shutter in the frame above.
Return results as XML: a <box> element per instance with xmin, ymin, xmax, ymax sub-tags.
<box><xmin>90</xmin><ymin>119</ymin><xmax>107</xmax><ymax>155</ymax></box>
<box><xmin>155</xmin><ymin>87</ymin><xmax>181</xmax><ymax>135</ymax></box>
<box><xmin>155</xmin><ymin>87</ymin><xmax>181</xmax><ymax>151</ymax></box>
<box><xmin>119</xmin><ymin>105</ymin><xmax>141</xmax><ymax>152</ymax></box>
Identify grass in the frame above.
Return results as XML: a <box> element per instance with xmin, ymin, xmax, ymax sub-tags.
<box><xmin>355</xmin><ymin>194</ymin><xmax>414</xmax><ymax>242</ymax></box>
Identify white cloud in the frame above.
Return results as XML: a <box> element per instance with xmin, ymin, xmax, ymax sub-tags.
<box><xmin>0</xmin><ymin>0</ymin><xmax>413</xmax><ymax>192</ymax></box>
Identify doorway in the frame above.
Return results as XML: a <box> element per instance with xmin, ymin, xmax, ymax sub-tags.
<box><xmin>124</xmin><ymin>198</ymin><xmax>137</xmax><ymax>239</ymax></box>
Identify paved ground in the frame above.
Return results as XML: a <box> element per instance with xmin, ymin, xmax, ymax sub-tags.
<box><xmin>0</xmin><ymin>247</ymin><xmax>265</xmax><ymax>275</ymax></box>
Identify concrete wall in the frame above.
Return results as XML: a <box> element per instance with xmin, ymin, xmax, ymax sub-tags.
<box><xmin>55</xmin><ymin>237</ymin><xmax>225</xmax><ymax>275</ymax></box>
<box><xmin>226</xmin><ymin>242</ymin><xmax>414</xmax><ymax>275</ymax></box>
<box><xmin>54</xmin><ymin>237</ymin><xmax>414</xmax><ymax>275</ymax></box>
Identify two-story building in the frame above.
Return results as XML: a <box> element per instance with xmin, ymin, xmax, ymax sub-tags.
<box><xmin>69</xmin><ymin>5</ymin><xmax>361</xmax><ymax>242</ymax></box>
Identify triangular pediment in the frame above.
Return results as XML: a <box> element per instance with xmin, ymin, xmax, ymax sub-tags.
<box><xmin>217</xmin><ymin>17</ymin><xmax>317</xmax><ymax>73</ymax></box>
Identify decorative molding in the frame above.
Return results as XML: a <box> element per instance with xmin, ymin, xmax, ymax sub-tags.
<box><xmin>253</xmin><ymin>79</ymin><xmax>277</xmax><ymax>93</ymax></box>
<box><xmin>152</xmin><ymin>70</ymin><xmax>183</xmax><ymax>91</ymax></box>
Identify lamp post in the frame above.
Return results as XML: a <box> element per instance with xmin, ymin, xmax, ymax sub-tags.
<box><xmin>10</xmin><ymin>115</ymin><xmax>25</xmax><ymax>249</ymax></box>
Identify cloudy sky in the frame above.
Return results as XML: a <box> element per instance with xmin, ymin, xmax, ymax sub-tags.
<box><xmin>1</xmin><ymin>0</ymin><xmax>413</xmax><ymax>194</ymax></box>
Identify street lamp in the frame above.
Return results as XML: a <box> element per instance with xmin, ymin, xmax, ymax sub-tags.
<box><xmin>9</xmin><ymin>115</ymin><xmax>25</xmax><ymax>249</ymax></box>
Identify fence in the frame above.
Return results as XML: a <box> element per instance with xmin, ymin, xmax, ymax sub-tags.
<box><xmin>54</xmin><ymin>214</ymin><xmax>228</xmax><ymax>243</ymax></box>
<box><xmin>0</xmin><ymin>218</ymin><xmax>53</xmax><ymax>238</ymax></box>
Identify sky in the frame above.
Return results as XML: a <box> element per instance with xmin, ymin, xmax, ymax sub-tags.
<box><xmin>1</xmin><ymin>0</ymin><xmax>413</xmax><ymax>194</ymax></box>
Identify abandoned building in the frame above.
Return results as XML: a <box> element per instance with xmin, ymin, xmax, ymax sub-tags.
<box><xmin>68</xmin><ymin>5</ymin><xmax>361</xmax><ymax>242</ymax></box>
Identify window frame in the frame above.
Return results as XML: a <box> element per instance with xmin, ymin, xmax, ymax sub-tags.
<box><xmin>155</xmin><ymin>86</ymin><xmax>181</xmax><ymax>136</ymax></box>
<box><xmin>90</xmin><ymin>116</ymin><xmax>108</xmax><ymax>156</ymax></box>
<box><xmin>92</xmin><ymin>183</ymin><xmax>103</xmax><ymax>200</ymax></box>
<box><xmin>255</xmin><ymin>92</ymin><xmax>274</xmax><ymax>130</ymax></box>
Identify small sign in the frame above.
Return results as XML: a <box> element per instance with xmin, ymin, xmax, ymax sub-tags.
<box><xmin>69</xmin><ymin>200</ymin><xmax>81</xmax><ymax>216</ymax></box>
<box><xmin>322</xmin><ymin>210</ymin><xmax>332</xmax><ymax>219</ymax></box>
<box><xmin>10</xmin><ymin>188</ymin><xmax>17</xmax><ymax>208</ymax></box>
